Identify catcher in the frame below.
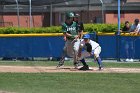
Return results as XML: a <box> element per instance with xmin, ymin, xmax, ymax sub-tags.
<box><xmin>77</xmin><ymin>34</ymin><xmax>103</xmax><ymax>70</ymax></box>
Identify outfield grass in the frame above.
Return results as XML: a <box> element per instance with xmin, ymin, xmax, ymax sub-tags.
<box><xmin>0</xmin><ymin>61</ymin><xmax>139</xmax><ymax>93</ymax></box>
<box><xmin>0</xmin><ymin>73</ymin><xmax>139</xmax><ymax>93</ymax></box>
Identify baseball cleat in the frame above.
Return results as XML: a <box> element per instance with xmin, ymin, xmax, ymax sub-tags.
<box><xmin>99</xmin><ymin>66</ymin><xmax>103</xmax><ymax>71</ymax></box>
<box><xmin>57</xmin><ymin>58</ymin><xmax>65</xmax><ymax>68</ymax></box>
<box><xmin>74</xmin><ymin>65</ymin><xmax>79</xmax><ymax>69</ymax></box>
<box><xmin>74</xmin><ymin>63</ymin><xmax>81</xmax><ymax>69</ymax></box>
<box><xmin>56</xmin><ymin>64</ymin><xmax>64</xmax><ymax>68</ymax></box>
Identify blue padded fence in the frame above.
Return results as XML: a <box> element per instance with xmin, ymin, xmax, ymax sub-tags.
<box><xmin>0</xmin><ymin>36</ymin><xmax>64</xmax><ymax>58</ymax></box>
<box><xmin>0</xmin><ymin>33</ymin><xmax>139</xmax><ymax>59</ymax></box>
<box><xmin>98</xmin><ymin>34</ymin><xmax>140</xmax><ymax>59</ymax></box>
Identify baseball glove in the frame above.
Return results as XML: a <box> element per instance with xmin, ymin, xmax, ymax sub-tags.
<box><xmin>85</xmin><ymin>43</ymin><xmax>92</xmax><ymax>52</ymax></box>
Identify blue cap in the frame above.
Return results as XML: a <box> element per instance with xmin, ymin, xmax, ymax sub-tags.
<box><xmin>83</xmin><ymin>34</ymin><xmax>90</xmax><ymax>39</ymax></box>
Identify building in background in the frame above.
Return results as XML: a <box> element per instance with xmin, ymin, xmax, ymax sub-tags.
<box><xmin>0</xmin><ymin>0</ymin><xmax>140</xmax><ymax>27</ymax></box>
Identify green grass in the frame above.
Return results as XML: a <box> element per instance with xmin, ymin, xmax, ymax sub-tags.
<box><xmin>0</xmin><ymin>73</ymin><xmax>140</xmax><ymax>93</ymax></box>
<box><xmin>0</xmin><ymin>61</ymin><xmax>139</xmax><ymax>93</ymax></box>
<box><xmin>0</xmin><ymin>60</ymin><xmax>139</xmax><ymax>68</ymax></box>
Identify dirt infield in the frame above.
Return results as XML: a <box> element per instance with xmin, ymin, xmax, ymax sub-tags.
<box><xmin>0</xmin><ymin>66</ymin><xmax>140</xmax><ymax>73</ymax></box>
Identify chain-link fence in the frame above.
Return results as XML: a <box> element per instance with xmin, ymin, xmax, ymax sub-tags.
<box><xmin>0</xmin><ymin>0</ymin><xmax>107</xmax><ymax>27</ymax></box>
<box><xmin>0</xmin><ymin>0</ymin><xmax>140</xmax><ymax>27</ymax></box>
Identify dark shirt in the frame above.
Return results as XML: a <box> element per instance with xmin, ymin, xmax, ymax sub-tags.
<box><xmin>77</xmin><ymin>21</ymin><xmax>84</xmax><ymax>32</ymax></box>
<box><xmin>122</xmin><ymin>26</ymin><xmax>130</xmax><ymax>32</ymax></box>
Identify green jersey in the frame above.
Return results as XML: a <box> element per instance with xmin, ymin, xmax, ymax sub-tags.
<box><xmin>62</xmin><ymin>21</ymin><xmax>78</xmax><ymax>40</ymax></box>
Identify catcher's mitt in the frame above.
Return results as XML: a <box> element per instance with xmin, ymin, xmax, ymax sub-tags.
<box><xmin>85</xmin><ymin>43</ymin><xmax>92</xmax><ymax>52</ymax></box>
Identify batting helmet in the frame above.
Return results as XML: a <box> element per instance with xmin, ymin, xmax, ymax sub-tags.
<box><xmin>66</xmin><ymin>12</ymin><xmax>75</xmax><ymax>19</ymax></box>
<box><xmin>83</xmin><ymin>34</ymin><xmax>90</xmax><ymax>39</ymax></box>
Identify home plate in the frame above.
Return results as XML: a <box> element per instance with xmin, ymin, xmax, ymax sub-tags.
<box><xmin>77</xmin><ymin>66</ymin><xmax>94</xmax><ymax>70</ymax></box>
<box><xmin>89</xmin><ymin>67</ymin><xmax>94</xmax><ymax>70</ymax></box>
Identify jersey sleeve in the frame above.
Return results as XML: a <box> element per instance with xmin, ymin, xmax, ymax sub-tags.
<box><xmin>61</xmin><ymin>23</ymin><xmax>67</xmax><ymax>33</ymax></box>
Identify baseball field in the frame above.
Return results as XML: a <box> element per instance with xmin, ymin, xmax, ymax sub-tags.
<box><xmin>0</xmin><ymin>60</ymin><xmax>139</xmax><ymax>93</ymax></box>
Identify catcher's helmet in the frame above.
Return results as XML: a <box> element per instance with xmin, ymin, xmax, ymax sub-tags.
<box><xmin>83</xmin><ymin>34</ymin><xmax>90</xmax><ymax>39</ymax></box>
<box><xmin>66</xmin><ymin>12</ymin><xmax>75</xmax><ymax>19</ymax></box>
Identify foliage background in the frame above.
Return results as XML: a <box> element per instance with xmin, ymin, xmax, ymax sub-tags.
<box><xmin>0</xmin><ymin>24</ymin><xmax>124</xmax><ymax>34</ymax></box>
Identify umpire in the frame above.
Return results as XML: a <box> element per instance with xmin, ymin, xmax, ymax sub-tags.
<box><xmin>73</xmin><ymin>13</ymin><xmax>84</xmax><ymax>39</ymax></box>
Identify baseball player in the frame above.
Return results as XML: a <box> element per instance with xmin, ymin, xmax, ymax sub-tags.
<box><xmin>73</xmin><ymin>13</ymin><xmax>84</xmax><ymax>39</ymax></box>
<box><xmin>77</xmin><ymin>34</ymin><xmax>103</xmax><ymax>70</ymax></box>
<box><xmin>57</xmin><ymin>12</ymin><xmax>81</xmax><ymax>68</ymax></box>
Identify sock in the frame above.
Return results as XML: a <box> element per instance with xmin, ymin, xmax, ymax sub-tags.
<box><xmin>96</xmin><ymin>57</ymin><xmax>102</xmax><ymax>67</ymax></box>
<box><xmin>80</xmin><ymin>59</ymin><xmax>87</xmax><ymax>66</ymax></box>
